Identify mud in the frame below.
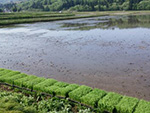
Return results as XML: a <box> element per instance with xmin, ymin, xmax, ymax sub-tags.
<box><xmin>0</xmin><ymin>15</ymin><xmax>150</xmax><ymax>101</ymax></box>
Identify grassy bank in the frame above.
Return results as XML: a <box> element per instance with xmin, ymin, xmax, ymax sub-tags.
<box><xmin>0</xmin><ymin>11</ymin><xmax>150</xmax><ymax>26</ymax></box>
<box><xmin>0</xmin><ymin>68</ymin><xmax>150</xmax><ymax>113</ymax></box>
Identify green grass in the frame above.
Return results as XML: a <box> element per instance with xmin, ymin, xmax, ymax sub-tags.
<box><xmin>98</xmin><ymin>92</ymin><xmax>122</xmax><ymax>113</ymax></box>
<box><xmin>81</xmin><ymin>88</ymin><xmax>107</xmax><ymax>108</ymax></box>
<box><xmin>0</xmin><ymin>71</ymin><xmax>21</xmax><ymax>82</ymax></box>
<box><xmin>44</xmin><ymin>82</ymin><xmax>70</xmax><ymax>95</ymax></box>
<box><xmin>68</xmin><ymin>85</ymin><xmax>93</xmax><ymax>102</ymax></box>
<box><xmin>134</xmin><ymin>100</ymin><xmax>150</xmax><ymax>113</ymax></box>
<box><xmin>33</xmin><ymin>79</ymin><xmax>57</xmax><ymax>91</ymax></box>
<box><xmin>0</xmin><ymin>69</ymin><xmax>12</xmax><ymax>76</ymax></box>
<box><xmin>115</xmin><ymin>96</ymin><xmax>139</xmax><ymax>113</ymax></box>
<box><xmin>3</xmin><ymin>73</ymin><xmax>27</xmax><ymax>85</ymax></box>
<box><xmin>55</xmin><ymin>84</ymin><xmax>80</xmax><ymax>97</ymax></box>
<box><xmin>14</xmin><ymin>75</ymin><xmax>37</xmax><ymax>87</ymax></box>
<box><xmin>23</xmin><ymin>77</ymin><xmax>46</xmax><ymax>89</ymax></box>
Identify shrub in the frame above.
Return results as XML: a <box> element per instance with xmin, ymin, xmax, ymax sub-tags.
<box><xmin>55</xmin><ymin>84</ymin><xmax>80</xmax><ymax>97</ymax></box>
<box><xmin>0</xmin><ymin>71</ymin><xmax>21</xmax><ymax>82</ymax></box>
<box><xmin>134</xmin><ymin>100</ymin><xmax>150</xmax><ymax>113</ymax></box>
<box><xmin>68</xmin><ymin>85</ymin><xmax>92</xmax><ymax>102</ymax></box>
<box><xmin>98</xmin><ymin>92</ymin><xmax>122</xmax><ymax>113</ymax></box>
<box><xmin>81</xmin><ymin>88</ymin><xmax>107</xmax><ymax>108</ymax></box>
<box><xmin>14</xmin><ymin>75</ymin><xmax>37</xmax><ymax>87</ymax></box>
<box><xmin>33</xmin><ymin>79</ymin><xmax>57</xmax><ymax>91</ymax></box>
<box><xmin>115</xmin><ymin>96</ymin><xmax>139</xmax><ymax>113</ymax></box>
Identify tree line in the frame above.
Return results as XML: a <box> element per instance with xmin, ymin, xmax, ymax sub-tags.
<box><xmin>0</xmin><ymin>0</ymin><xmax>150</xmax><ymax>12</ymax></box>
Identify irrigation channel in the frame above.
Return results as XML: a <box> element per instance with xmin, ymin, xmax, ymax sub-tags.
<box><xmin>0</xmin><ymin>14</ymin><xmax>150</xmax><ymax>101</ymax></box>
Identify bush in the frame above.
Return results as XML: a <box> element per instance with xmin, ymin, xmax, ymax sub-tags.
<box><xmin>33</xmin><ymin>79</ymin><xmax>57</xmax><ymax>91</ymax></box>
<box><xmin>68</xmin><ymin>85</ymin><xmax>92</xmax><ymax>102</ymax></box>
<box><xmin>115</xmin><ymin>96</ymin><xmax>139</xmax><ymax>113</ymax></box>
<box><xmin>98</xmin><ymin>92</ymin><xmax>122</xmax><ymax>113</ymax></box>
<box><xmin>55</xmin><ymin>84</ymin><xmax>80</xmax><ymax>97</ymax></box>
<box><xmin>134</xmin><ymin>100</ymin><xmax>150</xmax><ymax>113</ymax></box>
<box><xmin>81</xmin><ymin>88</ymin><xmax>107</xmax><ymax>108</ymax></box>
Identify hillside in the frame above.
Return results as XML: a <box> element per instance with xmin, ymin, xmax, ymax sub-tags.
<box><xmin>17</xmin><ymin>0</ymin><xmax>150</xmax><ymax>11</ymax></box>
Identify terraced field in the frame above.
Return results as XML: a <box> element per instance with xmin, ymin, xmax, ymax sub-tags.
<box><xmin>0</xmin><ymin>68</ymin><xmax>149</xmax><ymax>113</ymax></box>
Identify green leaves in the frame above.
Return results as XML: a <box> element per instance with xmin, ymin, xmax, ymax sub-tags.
<box><xmin>33</xmin><ymin>79</ymin><xmax>57</xmax><ymax>91</ymax></box>
<box><xmin>98</xmin><ymin>92</ymin><xmax>122</xmax><ymax>112</ymax></box>
<box><xmin>115</xmin><ymin>96</ymin><xmax>139</xmax><ymax>113</ymax></box>
<box><xmin>68</xmin><ymin>85</ymin><xmax>92</xmax><ymax>102</ymax></box>
<box><xmin>134</xmin><ymin>100</ymin><xmax>150</xmax><ymax>113</ymax></box>
<box><xmin>81</xmin><ymin>88</ymin><xmax>107</xmax><ymax>108</ymax></box>
<box><xmin>0</xmin><ymin>71</ymin><xmax>21</xmax><ymax>82</ymax></box>
<box><xmin>55</xmin><ymin>84</ymin><xmax>79</xmax><ymax>97</ymax></box>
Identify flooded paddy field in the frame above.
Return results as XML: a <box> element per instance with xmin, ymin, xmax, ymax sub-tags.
<box><xmin>0</xmin><ymin>14</ymin><xmax>150</xmax><ymax>100</ymax></box>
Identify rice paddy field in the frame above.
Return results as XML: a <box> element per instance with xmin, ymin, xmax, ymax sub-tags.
<box><xmin>0</xmin><ymin>11</ymin><xmax>150</xmax><ymax>113</ymax></box>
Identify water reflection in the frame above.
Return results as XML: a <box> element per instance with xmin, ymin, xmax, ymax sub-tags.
<box><xmin>60</xmin><ymin>15</ymin><xmax>150</xmax><ymax>30</ymax></box>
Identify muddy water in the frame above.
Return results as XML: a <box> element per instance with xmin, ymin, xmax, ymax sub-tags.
<box><xmin>0</xmin><ymin>15</ymin><xmax>150</xmax><ymax>100</ymax></box>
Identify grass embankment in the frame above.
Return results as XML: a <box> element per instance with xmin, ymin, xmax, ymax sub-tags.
<box><xmin>1</xmin><ymin>11</ymin><xmax>150</xmax><ymax>26</ymax></box>
<box><xmin>0</xmin><ymin>68</ymin><xmax>150</xmax><ymax>113</ymax></box>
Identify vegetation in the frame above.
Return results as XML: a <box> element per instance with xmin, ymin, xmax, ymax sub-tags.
<box><xmin>0</xmin><ymin>11</ymin><xmax>108</xmax><ymax>26</ymax></box>
<box><xmin>81</xmin><ymin>88</ymin><xmax>107</xmax><ymax>108</ymax></box>
<box><xmin>0</xmin><ymin>88</ymin><xmax>92</xmax><ymax>113</ymax></box>
<box><xmin>0</xmin><ymin>68</ymin><xmax>150</xmax><ymax>113</ymax></box>
<box><xmin>115</xmin><ymin>96</ymin><xmax>139</xmax><ymax>113</ymax></box>
<box><xmin>98</xmin><ymin>92</ymin><xmax>122</xmax><ymax>112</ymax></box>
<box><xmin>68</xmin><ymin>85</ymin><xmax>92</xmax><ymax>102</ymax></box>
<box><xmin>134</xmin><ymin>100</ymin><xmax>150</xmax><ymax>113</ymax></box>
<box><xmin>1</xmin><ymin>0</ymin><xmax>150</xmax><ymax>12</ymax></box>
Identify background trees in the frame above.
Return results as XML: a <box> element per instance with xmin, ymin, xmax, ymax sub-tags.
<box><xmin>0</xmin><ymin>0</ymin><xmax>150</xmax><ymax>12</ymax></box>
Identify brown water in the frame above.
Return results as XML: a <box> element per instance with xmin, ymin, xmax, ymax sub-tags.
<box><xmin>0</xmin><ymin>15</ymin><xmax>150</xmax><ymax>100</ymax></box>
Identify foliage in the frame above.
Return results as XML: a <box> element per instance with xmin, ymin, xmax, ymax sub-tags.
<box><xmin>81</xmin><ymin>88</ymin><xmax>107</xmax><ymax>108</ymax></box>
<box><xmin>68</xmin><ymin>85</ymin><xmax>92</xmax><ymax>102</ymax></box>
<box><xmin>0</xmin><ymin>91</ymin><xmax>92</xmax><ymax>113</ymax></box>
<box><xmin>3</xmin><ymin>73</ymin><xmax>27</xmax><ymax>84</ymax></box>
<box><xmin>115</xmin><ymin>96</ymin><xmax>139</xmax><ymax>113</ymax></box>
<box><xmin>23</xmin><ymin>77</ymin><xmax>46</xmax><ymax>89</ymax></box>
<box><xmin>55</xmin><ymin>84</ymin><xmax>79</xmax><ymax>97</ymax></box>
<box><xmin>98</xmin><ymin>92</ymin><xmax>122</xmax><ymax>112</ymax></box>
<box><xmin>0</xmin><ymin>71</ymin><xmax>20</xmax><ymax>82</ymax></box>
<box><xmin>134</xmin><ymin>100</ymin><xmax>150</xmax><ymax>113</ymax></box>
<box><xmin>14</xmin><ymin>75</ymin><xmax>37</xmax><ymax>87</ymax></box>
<box><xmin>14</xmin><ymin>0</ymin><xmax>150</xmax><ymax>12</ymax></box>
<box><xmin>33</xmin><ymin>79</ymin><xmax>57</xmax><ymax>91</ymax></box>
